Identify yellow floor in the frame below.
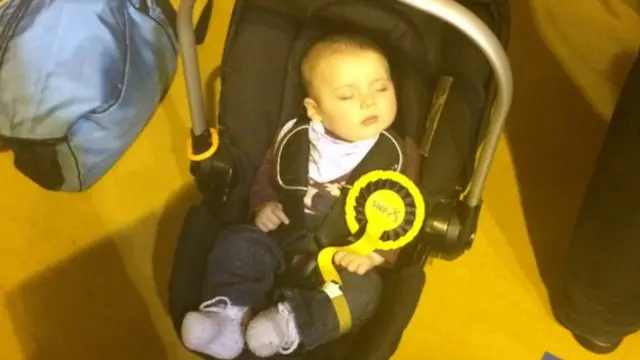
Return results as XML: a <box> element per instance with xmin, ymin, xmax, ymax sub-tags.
<box><xmin>2</xmin><ymin>0</ymin><xmax>640</xmax><ymax>359</ymax></box>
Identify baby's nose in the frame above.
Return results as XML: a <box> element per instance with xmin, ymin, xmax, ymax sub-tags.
<box><xmin>360</xmin><ymin>95</ymin><xmax>375</xmax><ymax>109</ymax></box>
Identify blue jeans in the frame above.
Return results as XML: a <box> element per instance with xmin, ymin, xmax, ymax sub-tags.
<box><xmin>202</xmin><ymin>225</ymin><xmax>383</xmax><ymax>351</ymax></box>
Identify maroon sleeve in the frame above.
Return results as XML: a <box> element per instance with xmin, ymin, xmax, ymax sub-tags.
<box><xmin>374</xmin><ymin>249</ymin><xmax>401</xmax><ymax>267</ymax></box>
<box><xmin>249</xmin><ymin>149</ymin><xmax>280</xmax><ymax>212</ymax></box>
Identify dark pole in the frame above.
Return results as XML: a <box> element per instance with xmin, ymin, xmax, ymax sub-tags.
<box><xmin>555</xmin><ymin>49</ymin><xmax>640</xmax><ymax>354</ymax></box>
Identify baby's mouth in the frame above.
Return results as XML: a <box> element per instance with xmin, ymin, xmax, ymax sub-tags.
<box><xmin>361</xmin><ymin>115</ymin><xmax>379</xmax><ymax>126</ymax></box>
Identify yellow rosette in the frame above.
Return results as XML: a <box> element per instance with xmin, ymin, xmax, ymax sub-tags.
<box><xmin>317</xmin><ymin>170</ymin><xmax>426</xmax><ymax>333</ymax></box>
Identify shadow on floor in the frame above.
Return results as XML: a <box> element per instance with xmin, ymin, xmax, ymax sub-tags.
<box><xmin>153</xmin><ymin>184</ymin><xmax>201</xmax><ymax>315</ymax></box>
<box><xmin>5</xmin><ymin>237</ymin><xmax>168</xmax><ymax>360</ymax></box>
<box><xmin>498</xmin><ymin>1</ymin><xmax>632</xmax><ymax>312</ymax></box>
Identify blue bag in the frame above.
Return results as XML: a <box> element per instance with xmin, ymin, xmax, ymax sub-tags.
<box><xmin>0</xmin><ymin>0</ymin><xmax>177</xmax><ymax>191</ymax></box>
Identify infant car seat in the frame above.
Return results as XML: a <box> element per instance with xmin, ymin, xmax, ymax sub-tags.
<box><xmin>169</xmin><ymin>0</ymin><xmax>512</xmax><ymax>359</ymax></box>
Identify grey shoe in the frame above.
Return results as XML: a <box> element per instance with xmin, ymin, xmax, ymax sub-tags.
<box><xmin>181</xmin><ymin>297</ymin><xmax>249</xmax><ymax>359</ymax></box>
<box><xmin>246</xmin><ymin>302</ymin><xmax>300</xmax><ymax>357</ymax></box>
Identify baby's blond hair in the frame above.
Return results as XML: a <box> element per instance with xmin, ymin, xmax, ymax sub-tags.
<box><xmin>301</xmin><ymin>33</ymin><xmax>386</xmax><ymax>97</ymax></box>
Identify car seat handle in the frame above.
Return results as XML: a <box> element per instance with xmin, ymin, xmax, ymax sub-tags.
<box><xmin>178</xmin><ymin>0</ymin><xmax>209</xmax><ymax>136</ymax></box>
<box><xmin>398</xmin><ymin>0</ymin><xmax>514</xmax><ymax>208</ymax></box>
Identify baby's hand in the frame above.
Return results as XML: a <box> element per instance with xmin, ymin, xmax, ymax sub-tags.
<box><xmin>334</xmin><ymin>250</ymin><xmax>386</xmax><ymax>275</ymax></box>
<box><xmin>255</xmin><ymin>201</ymin><xmax>290</xmax><ymax>232</ymax></box>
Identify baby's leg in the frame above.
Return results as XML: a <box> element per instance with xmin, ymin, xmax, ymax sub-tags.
<box><xmin>201</xmin><ymin>224</ymin><xmax>285</xmax><ymax>307</ymax></box>
<box><xmin>246</xmin><ymin>269</ymin><xmax>383</xmax><ymax>356</ymax></box>
<box><xmin>181</xmin><ymin>225</ymin><xmax>285</xmax><ymax>359</ymax></box>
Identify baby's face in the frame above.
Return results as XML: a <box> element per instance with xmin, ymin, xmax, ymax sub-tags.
<box><xmin>304</xmin><ymin>49</ymin><xmax>397</xmax><ymax>142</ymax></box>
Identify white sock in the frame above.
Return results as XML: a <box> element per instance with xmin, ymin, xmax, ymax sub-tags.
<box><xmin>181</xmin><ymin>297</ymin><xmax>249</xmax><ymax>359</ymax></box>
<box><xmin>246</xmin><ymin>302</ymin><xmax>300</xmax><ymax>357</ymax></box>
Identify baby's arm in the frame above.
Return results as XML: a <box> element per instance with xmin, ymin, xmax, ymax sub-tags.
<box><xmin>249</xmin><ymin>149</ymin><xmax>279</xmax><ymax>213</ymax></box>
<box><xmin>249</xmin><ymin>119</ymin><xmax>297</xmax><ymax>212</ymax></box>
<box><xmin>334</xmin><ymin>249</ymin><xmax>392</xmax><ymax>275</ymax></box>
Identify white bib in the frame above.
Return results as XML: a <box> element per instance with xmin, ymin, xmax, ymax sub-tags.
<box><xmin>307</xmin><ymin>121</ymin><xmax>378</xmax><ymax>183</ymax></box>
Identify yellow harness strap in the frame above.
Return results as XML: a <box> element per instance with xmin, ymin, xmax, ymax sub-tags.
<box><xmin>318</xmin><ymin>233</ymin><xmax>382</xmax><ymax>333</ymax></box>
<box><xmin>321</xmin><ymin>280</ymin><xmax>353</xmax><ymax>334</ymax></box>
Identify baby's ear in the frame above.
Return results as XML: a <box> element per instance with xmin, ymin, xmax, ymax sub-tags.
<box><xmin>303</xmin><ymin>97</ymin><xmax>320</xmax><ymax>122</ymax></box>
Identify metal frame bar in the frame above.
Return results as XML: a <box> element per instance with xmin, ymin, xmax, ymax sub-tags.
<box><xmin>178</xmin><ymin>0</ymin><xmax>208</xmax><ymax>136</ymax></box>
<box><xmin>398</xmin><ymin>0</ymin><xmax>513</xmax><ymax>208</ymax></box>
